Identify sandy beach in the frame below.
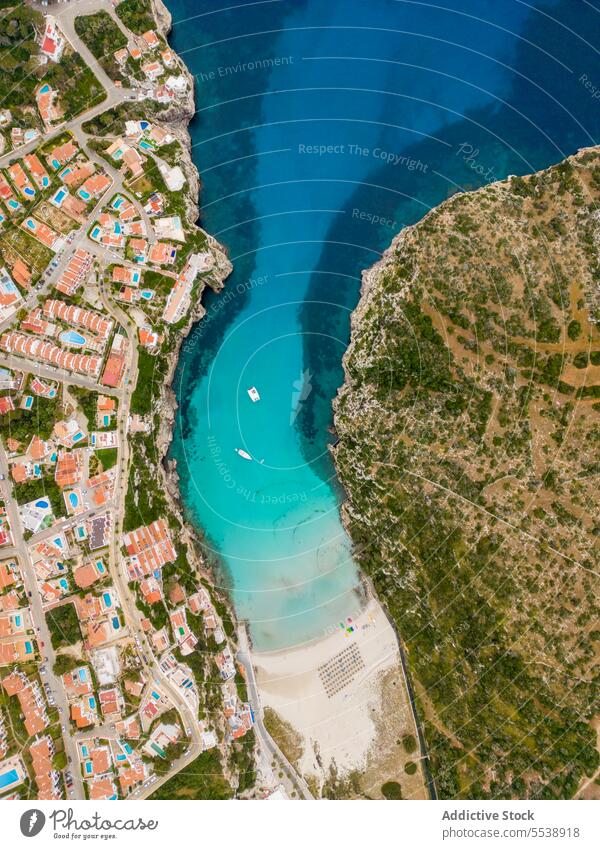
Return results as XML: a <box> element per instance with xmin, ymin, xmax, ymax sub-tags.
<box><xmin>253</xmin><ymin>595</ymin><xmax>427</xmax><ymax>798</ymax></box>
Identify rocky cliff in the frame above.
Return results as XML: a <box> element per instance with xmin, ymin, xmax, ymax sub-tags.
<box><xmin>333</xmin><ymin>148</ymin><xmax>600</xmax><ymax>799</ymax></box>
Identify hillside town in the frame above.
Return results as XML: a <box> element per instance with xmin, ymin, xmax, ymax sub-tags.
<box><xmin>0</xmin><ymin>0</ymin><xmax>278</xmax><ymax>802</ymax></box>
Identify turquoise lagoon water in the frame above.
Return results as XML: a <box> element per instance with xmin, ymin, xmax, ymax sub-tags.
<box><xmin>165</xmin><ymin>0</ymin><xmax>600</xmax><ymax>650</ymax></box>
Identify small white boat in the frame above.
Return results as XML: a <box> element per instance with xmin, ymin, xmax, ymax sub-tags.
<box><xmin>247</xmin><ymin>386</ymin><xmax>260</xmax><ymax>402</ymax></box>
<box><xmin>235</xmin><ymin>448</ymin><xmax>252</xmax><ymax>461</ymax></box>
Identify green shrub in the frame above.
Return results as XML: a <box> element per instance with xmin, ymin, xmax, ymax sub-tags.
<box><xmin>381</xmin><ymin>781</ymin><xmax>403</xmax><ymax>799</ymax></box>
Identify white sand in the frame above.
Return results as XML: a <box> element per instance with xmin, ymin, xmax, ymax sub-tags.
<box><xmin>253</xmin><ymin>595</ymin><xmax>402</xmax><ymax>781</ymax></box>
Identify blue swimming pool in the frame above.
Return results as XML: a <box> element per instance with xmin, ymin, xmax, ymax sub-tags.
<box><xmin>112</xmin><ymin>616</ymin><xmax>120</xmax><ymax>630</ymax></box>
<box><xmin>91</xmin><ymin>226</ymin><xmax>100</xmax><ymax>239</ymax></box>
<box><xmin>68</xmin><ymin>492</ymin><xmax>79</xmax><ymax>509</ymax></box>
<box><xmin>39</xmin><ymin>84</ymin><xmax>50</xmax><ymax>94</ymax></box>
<box><xmin>0</xmin><ymin>768</ymin><xmax>19</xmax><ymax>789</ymax></box>
<box><xmin>35</xmin><ymin>499</ymin><xmax>49</xmax><ymax>509</ymax></box>
<box><xmin>24</xmin><ymin>397</ymin><xmax>33</xmax><ymax>409</ymax></box>
<box><xmin>103</xmin><ymin>591</ymin><xmax>112</xmax><ymax>607</ymax></box>
<box><xmin>140</xmin><ymin>290</ymin><xmax>153</xmax><ymax>300</ymax></box>
<box><xmin>53</xmin><ymin>188</ymin><xmax>67</xmax><ymax>205</ymax></box>
<box><xmin>7</xmin><ymin>199</ymin><xmax>20</xmax><ymax>210</ymax></box>
<box><xmin>78</xmin><ymin>189</ymin><xmax>91</xmax><ymax>200</ymax></box>
<box><xmin>60</xmin><ymin>330</ymin><xmax>86</xmax><ymax>347</ymax></box>
<box><xmin>88</xmin><ymin>696</ymin><xmax>96</xmax><ymax>710</ymax></box>
<box><xmin>78</xmin><ymin>668</ymin><xmax>87</xmax><ymax>682</ymax></box>
<box><xmin>51</xmin><ymin>158</ymin><xmax>60</xmax><ymax>170</ymax></box>
<box><xmin>25</xmin><ymin>641</ymin><xmax>32</xmax><ymax>654</ymax></box>
<box><xmin>23</xmin><ymin>187</ymin><xmax>35</xmax><ymax>197</ymax></box>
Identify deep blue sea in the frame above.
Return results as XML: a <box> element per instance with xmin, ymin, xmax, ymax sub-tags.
<box><xmin>164</xmin><ymin>0</ymin><xmax>600</xmax><ymax>651</ymax></box>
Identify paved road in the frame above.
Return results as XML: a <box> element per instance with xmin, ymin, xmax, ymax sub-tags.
<box><xmin>52</xmin><ymin>0</ymin><xmax>125</xmax><ymax>98</ymax></box>
<box><xmin>0</xmin><ymin>353</ymin><xmax>124</xmax><ymax>398</ymax></box>
<box><xmin>237</xmin><ymin>624</ymin><xmax>314</xmax><ymax>800</ymax></box>
<box><xmin>0</xmin><ymin>441</ymin><xmax>85</xmax><ymax>800</ymax></box>
<box><xmin>0</xmin><ymin>0</ymin><xmax>140</xmax><ymax>173</ymax></box>
<box><xmin>2</xmin><ymin>1</ymin><xmax>209</xmax><ymax>797</ymax></box>
<box><xmin>95</xmin><ymin>271</ymin><xmax>206</xmax><ymax>797</ymax></box>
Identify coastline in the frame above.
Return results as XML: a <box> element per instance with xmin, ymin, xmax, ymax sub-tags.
<box><xmin>148</xmin><ymin>0</ymin><xmax>234</xmax><ymax>590</ymax></box>
<box><xmin>329</xmin><ymin>146</ymin><xmax>600</xmax><ymax>798</ymax></box>
<box><xmin>253</xmin><ymin>594</ymin><xmax>427</xmax><ymax>798</ymax></box>
<box><xmin>151</xmin><ymin>0</ymin><xmax>426</xmax><ymax>795</ymax></box>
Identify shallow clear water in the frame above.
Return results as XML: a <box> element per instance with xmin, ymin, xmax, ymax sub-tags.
<box><xmin>165</xmin><ymin>0</ymin><xmax>600</xmax><ymax>650</ymax></box>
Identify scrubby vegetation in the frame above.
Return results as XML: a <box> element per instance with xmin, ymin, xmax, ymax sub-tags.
<box><xmin>0</xmin><ymin>5</ymin><xmax>45</xmax><ymax>112</ymax></box>
<box><xmin>263</xmin><ymin>707</ymin><xmax>304</xmax><ymax>769</ymax></box>
<box><xmin>149</xmin><ymin>749</ymin><xmax>232</xmax><ymax>799</ymax></box>
<box><xmin>74</xmin><ymin>12</ymin><xmax>128</xmax><ymax>81</ymax></box>
<box><xmin>46</xmin><ymin>52</ymin><xmax>105</xmax><ymax>121</ymax></box>
<box><xmin>115</xmin><ymin>0</ymin><xmax>155</xmax><ymax>35</ymax></box>
<box><xmin>335</xmin><ymin>149</ymin><xmax>600</xmax><ymax>799</ymax></box>
<box><xmin>46</xmin><ymin>603</ymin><xmax>82</xmax><ymax>649</ymax></box>
<box><xmin>0</xmin><ymin>4</ymin><xmax>104</xmax><ymax>127</ymax></box>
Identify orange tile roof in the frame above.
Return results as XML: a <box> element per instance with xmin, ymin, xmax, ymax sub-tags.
<box><xmin>55</xmin><ymin>449</ymin><xmax>83</xmax><ymax>488</ymax></box>
<box><xmin>74</xmin><ymin>593</ymin><xmax>103</xmax><ymax>622</ymax></box>
<box><xmin>12</xmin><ymin>260</ymin><xmax>31</xmax><ymax>288</ymax></box>
<box><xmin>88</xmin><ymin>776</ymin><xmax>116</xmax><ymax>800</ymax></box>
<box><xmin>119</xmin><ymin>762</ymin><xmax>145</xmax><ymax>794</ymax></box>
<box><xmin>10</xmin><ymin>462</ymin><xmax>28</xmax><ymax>484</ymax></box>
<box><xmin>73</xmin><ymin>562</ymin><xmax>101</xmax><ymax>589</ymax></box>
<box><xmin>71</xmin><ymin>702</ymin><xmax>93</xmax><ymax>729</ymax></box>
<box><xmin>86</xmin><ymin>619</ymin><xmax>109</xmax><ymax>648</ymax></box>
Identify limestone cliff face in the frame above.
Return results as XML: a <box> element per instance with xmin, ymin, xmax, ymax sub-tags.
<box><xmin>142</xmin><ymin>1</ymin><xmax>233</xmax><ymax>568</ymax></box>
<box><xmin>333</xmin><ymin>148</ymin><xmax>600</xmax><ymax>799</ymax></box>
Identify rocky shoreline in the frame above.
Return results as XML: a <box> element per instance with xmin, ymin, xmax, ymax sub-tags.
<box><xmin>149</xmin><ymin>0</ymin><xmax>234</xmax><ymax>583</ymax></box>
<box><xmin>329</xmin><ymin>147</ymin><xmax>600</xmax><ymax>797</ymax></box>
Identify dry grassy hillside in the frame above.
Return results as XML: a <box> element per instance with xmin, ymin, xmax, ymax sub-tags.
<box><xmin>334</xmin><ymin>148</ymin><xmax>600</xmax><ymax>799</ymax></box>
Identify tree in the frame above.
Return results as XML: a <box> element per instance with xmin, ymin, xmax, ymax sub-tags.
<box><xmin>381</xmin><ymin>781</ymin><xmax>403</xmax><ymax>800</ymax></box>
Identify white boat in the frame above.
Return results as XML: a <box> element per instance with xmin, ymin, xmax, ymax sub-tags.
<box><xmin>247</xmin><ymin>386</ymin><xmax>260</xmax><ymax>402</ymax></box>
<box><xmin>235</xmin><ymin>448</ymin><xmax>252</xmax><ymax>461</ymax></box>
